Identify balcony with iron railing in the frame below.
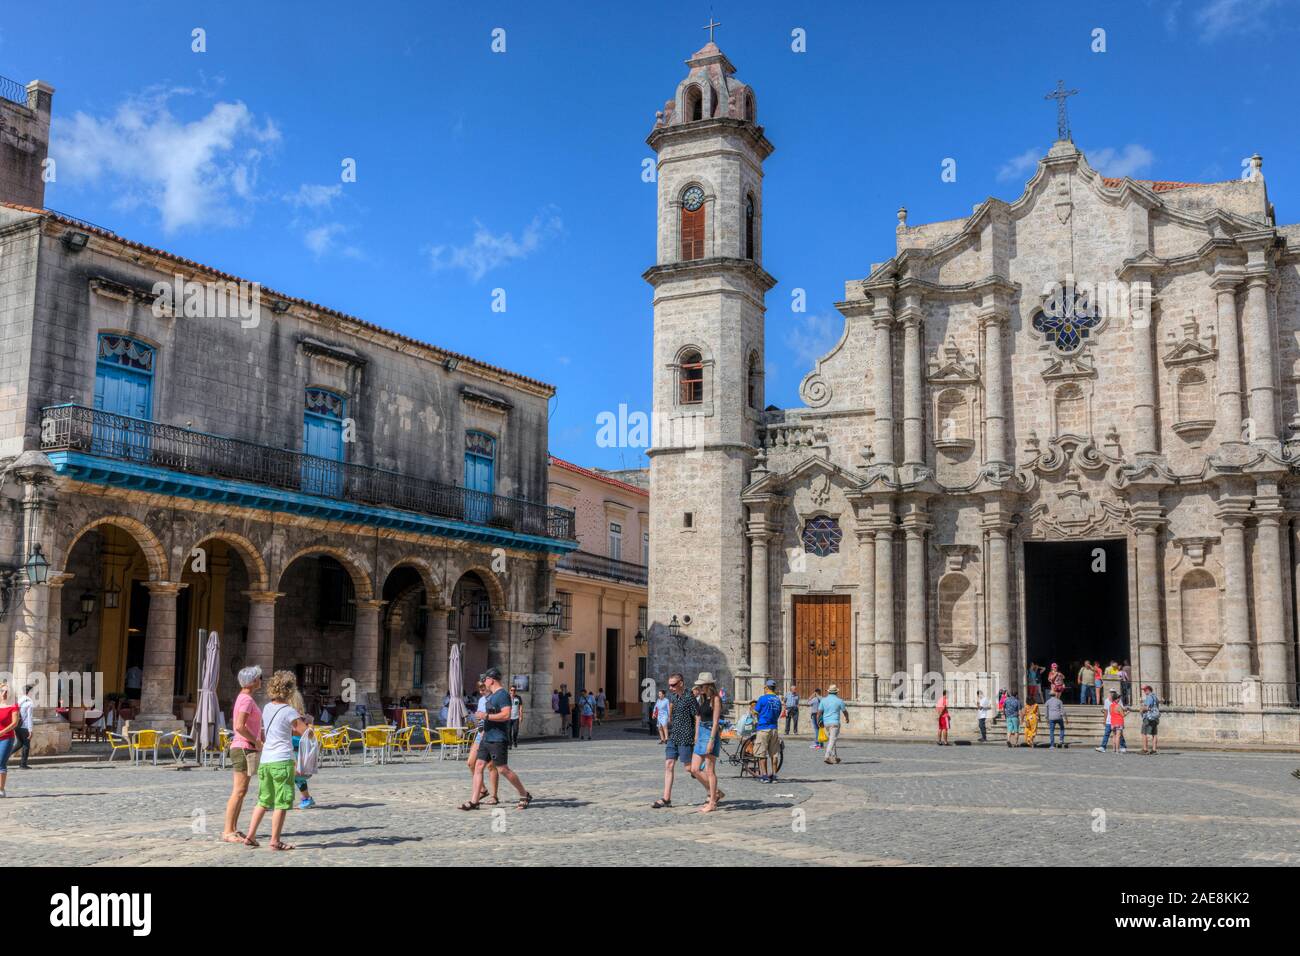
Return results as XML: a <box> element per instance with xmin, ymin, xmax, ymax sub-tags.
<box><xmin>0</xmin><ymin>75</ymin><xmax>27</xmax><ymax>107</ymax></box>
<box><xmin>39</xmin><ymin>404</ymin><xmax>575</xmax><ymax>544</ymax></box>
<box><xmin>556</xmin><ymin>549</ymin><xmax>648</xmax><ymax>587</ymax></box>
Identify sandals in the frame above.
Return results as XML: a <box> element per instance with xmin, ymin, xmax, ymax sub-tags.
<box><xmin>222</xmin><ymin>831</ymin><xmax>247</xmax><ymax>844</ymax></box>
<box><xmin>458</xmin><ymin>800</ymin><xmax>481</xmax><ymax>811</ymax></box>
<box><xmin>270</xmin><ymin>841</ymin><xmax>295</xmax><ymax>851</ymax></box>
<box><xmin>486</xmin><ymin>795</ymin><xmax>500</xmax><ymax>805</ymax></box>
<box><xmin>242</xmin><ymin>835</ymin><xmax>260</xmax><ymax>848</ymax></box>
<box><xmin>652</xmin><ymin>799</ymin><xmax>672</xmax><ymax>808</ymax></box>
<box><xmin>516</xmin><ymin>792</ymin><xmax>533</xmax><ymax>810</ymax></box>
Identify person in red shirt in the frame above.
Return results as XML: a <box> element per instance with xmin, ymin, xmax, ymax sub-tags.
<box><xmin>0</xmin><ymin>681</ymin><xmax>22</xmax><ymax>798</ymax></box>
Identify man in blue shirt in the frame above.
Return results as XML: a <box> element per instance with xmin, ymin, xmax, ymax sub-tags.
<box><xmin>463</xmin><ymin>668</ymin><xmax>531</xmax><ymax>810</ymax></box>
<box><xmin>1140</xmin><ymin>683</ymin><xmax>1160</xmax><ymax>755</ymax></box>
<box><xmin>751</xmin><ymin>679</ymin><xmax>785</xmax><ymax>783</ymax></box>
<box><xmin>1002</xmin><ymin>690</ymin><xmax>1022</xmax><ymax>748</ymax></box>
<box><xmin>818</xmin><ymin>684</ymin><xmax>848</xmax><ymax>764</ymax></box>
<box><xmin>783</xmin><ymin>686</ymin><xmax>801</xmax><ymax>735</ymax></box>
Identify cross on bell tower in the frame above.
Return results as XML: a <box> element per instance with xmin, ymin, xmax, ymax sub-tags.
<box><xmin>1044</xmin><ymin>79</ymin><xmax>1079</xmax><ymax>142</ymax></box>
<box><xmin>702</xmin><ymin>17</ymin><xmax>721</xmax><ymax>43</ymax></box>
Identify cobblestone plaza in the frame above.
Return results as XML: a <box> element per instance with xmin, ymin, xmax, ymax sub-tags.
<box><xmin>4</xmin><ymin>731</ymin><xmax>1297</xmax><ymax>867</ymax></box>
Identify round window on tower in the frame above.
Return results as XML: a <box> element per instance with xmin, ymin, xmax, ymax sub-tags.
<box><xmin>682</xmin><ymin>185</ymin><xmax>705</xmax><ymax>211</ymax></box>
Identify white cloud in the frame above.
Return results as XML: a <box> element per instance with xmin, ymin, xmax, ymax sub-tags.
<box><xmin>782</xmin><ymin>312</ymin><xmax>843</xmax><ymax>373</ymax></box>
<box><xmin>428</xmin><ymin>208</ymin><xmax>563</xmax><ymax>281</ymax></box>
<box><xmin>302</xmin><ymin>222</ymin><xmax>362</xmax><ymax>259</ymax></box>
<box><xmin>1194</xmin><ymin>0</ymin><xmax>1281</xmax><ymax>41</ymax></box>
<box><xmin>997</xmin><ymin>148</ymin><xmax>1041</xmax><ymax>182</ymax></box>
<box><xmin>286</xmin><ymin>183</ymin><xmax>342</xmax><ymax>209</ymax></box>
<box><xmin>1084</xmin><ymin>144</ymin><xmax>1156</xmax><ymax>178</ymax></box>
<box><xmin>55</xmin><ymin>88</ymin><xmax>280</xmax><ymax>233</ymax></box>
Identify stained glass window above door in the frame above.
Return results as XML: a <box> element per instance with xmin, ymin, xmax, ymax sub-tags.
<box><xmin>98</xmin><ymin>335</ymin><xmax>154</xmax><ymax>372</ymax></box>
<box><xmin>802</xmin><ymin>516</ymin><xmax>842</xmax><ymax>556</ymax></box>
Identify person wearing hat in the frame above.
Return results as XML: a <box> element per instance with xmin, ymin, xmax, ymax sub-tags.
<box><xmin>689</xmin><ymin>673</ymin><xmax>725</xmax><ymax>812</ymax></box>
<box><xmin>818</xmin><ymin>684</ymin><xmax>848</xmax><ymax>764</ymax></box>
<box><xmin>751</xmin><ymin>679</ymin><xmax>785</xmax><ymax>783</ymax></box>
<box><xmin>1139</xmin><ymin>683</ymin><xmax>1160</xmax><ymax>755</ymax></box>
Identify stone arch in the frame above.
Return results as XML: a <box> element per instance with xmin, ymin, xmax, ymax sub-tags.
<box><xmin>1178</xmin><ymin>568</ymin><xmax>1221</xmax><ymax>655</ymax></box>
<box><xmin>382</xmin><ymin>555</ymin><xmax>444</xmax><ymax>606</ymax></box>
<box><xmin>276</xmin><ymin>545</ymin><xmax>374</xmax><ymax>601</ymax></box>
<box><xmin>1176</xmin><ymin>367</ymin><xmax>1211</xmax><ymax>422</ymax></box>
<box><xmin>62</xmin><ymin>515</ymin><xmax>167</xmax><ymax>582</ymax></box>
<box><xmin>453</xmin><ymin>565</ymin><xmax>507</xmax><ymax>611</ymax></box>
<box><xmin>936</xmin><ymin>571</ymin><xmax>976</xmax><ymax>651</ymax></box>
<box><xmin>186</xmin><ymin>530</ymin><xmax>269</xmax><ymax>592</ymax></box>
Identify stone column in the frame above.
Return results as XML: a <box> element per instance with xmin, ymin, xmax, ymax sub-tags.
<box><xmin>242</xmin><ymin>590</ymin><xmax>280</xmax><ymax>703</ymax></box>
<box><xmin>983</xmin><ymin>512</ymin><xmax>1013</xmax><ymax>689</ymax></box>
<box><xmin>487</xmin><ymin>612</ymin><xmax>511</xmax><ymax>674</ymax></box>
<box><xmin>135</xmin><ymin>581</ymin><xmax>185</xmax><ymax>730</ymax></box>
<box><xmin>871</xmin><ymin>294</ymin><xmax>896</xmax><ymax>466</ymax></box>
<box><xmin>1133</xmin><ymin>288</ymin><xmax>1160</xmax><ymax>457</ymax></box>
<box><xmin>873</xmin><ymin>513</ymin><xmax>896</xmax><ymax>677</ymax></box>
<box><xmin>1132</xmin><ymin>520</ymin><xmax>1166</xmax><ymax>696</ymax></box>
<box><xmin>1211</xmin><ymin>270</ymin><xmax>1245</xmax><ymax>449</ymax></box>
<box><xmin>900</xmin><ymin>302</ymin><xmax>925</xmax><ymax>469</ymax></box>
<box><xmin>980</xmin><ymin>308</ymin><xmax>1008</xmax><ymax>465</ymax></box>
<box><xmin>902</xmin><ymin>508</ymin><xmax>929</xmax><ymax>674</ymax></box>
<box><xmin>31</xmin><ymin>573</ymin><xmax>72</xmax><ymax>754</ymax></box>
<box><xmin>422</xmin><ymin>604</ymin><xmax>450</xmax><ymax>709</ymax></box>
<box><xmin>747</xmin><ymin>528</ymin><xmax>771</xmax><ymax>677</ymax></box>
<box><xmin>528</xmin><ymin>557</ymin><xmax>561</xmax><ymax>736</ymax></box>
<box><xmin>1253</xmin><ymin>505</ymin><xmax>1289</xmax><ymax>684</ymax></box>
<box><xmin>1242</xmin><ymin>274</ymin><xmax>1277</xmax><ymax>442</ymax></box>
<box><xmin>1216</xmin><ymin>503</ymin><xmax>1253</xmax><ymax>678</ymax></box>
<box><xmin>351</xmin><ymin>599</ymin><xmax>385</xmax><ymax>704</ymax></box>
<box><xmin>856</xmin><ymin>525</ymin><xmax>876</xmax><ymax>688</ymax></box>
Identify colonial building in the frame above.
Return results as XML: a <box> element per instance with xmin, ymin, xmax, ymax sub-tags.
<box><xmin>0</xmin><ymin>75</ymin><xmax>575</xmax><ymax>753</ymax></box>
<box><xmin>646</xmin><ymin>42</ymin><xmax>1300</xmax><ymax>742</ymax></box>
<box><xmin>548</xmin><ymin>457</ymin><xmax>648</xmax><ymax>715</ymax></box>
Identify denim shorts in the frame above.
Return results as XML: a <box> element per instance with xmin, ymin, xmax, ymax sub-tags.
<box><xmin>665</xmin><ymin>739</ymin><xmax>694</xmax><ymax>762</ymax></box>
<box><xmin>0</xmin><ymin>736</ymin><xmax>13</xmax><ymax>772</ymax></box>
<box><xmin>693</xmin><ymin>726</ymin><xmax>721</xmax><ymax>758</ymax></box>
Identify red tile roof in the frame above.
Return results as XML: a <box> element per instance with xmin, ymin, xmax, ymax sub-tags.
<box><xmin>1101</xmin><ymin>178</ymin><xmax>1211</xmax><ymax>192</ymax></box>
<box><xmin>1</xmin><ymin>202</ymin><xmax>556</xmax><ymax>394</ymax></box>
<box><xmin>548</xmin><ymin>455</ymin><xmax>649</xmax><ymax>498</ymax></box>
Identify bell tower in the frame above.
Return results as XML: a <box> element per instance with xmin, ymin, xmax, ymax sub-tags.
<box><xmin>645</xmin><ymin>33</ymin><xmax>776</xmax><ymax>689</ymax></box>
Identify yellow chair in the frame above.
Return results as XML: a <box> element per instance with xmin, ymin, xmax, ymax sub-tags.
<box><xmin>167</xmin><ymin>731</ymin><xmax>198</xmax><ymax>765</ymax></box>
<box><xmin>436</xmin><ymin>727</ymin><xmax>466</xmax><ymax>761</ymax></box>
<box><xmin>104</xmin><ymin>730</ymin><xmax>132</xmax><ymax>763</ymax></box>
<box><xmin>362</xmin><ymin>725</ymin><xmax>392</xmax><ymax>765</ymax></box>
<box><xmin>128</xmin><ymin>729</ymin><xmax>160</xmax><ymax>766</ymax></box>
<box><xmin>386</xmin><ymin>725</ymin><xmax>414</xmax><ymax>762</ymax></box>
<box><xmin>408</xmin><ymin>725</ymin><xmax>436</xmax><ymax>758</ymax></box>
<box><xmin>317</xmin><ymin>728</ymin><xmax>348</xmax><ymax>766</ymax></box>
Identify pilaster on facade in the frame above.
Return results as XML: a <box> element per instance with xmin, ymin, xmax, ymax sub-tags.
<box><xmin>1214</xmin><ymin>496</ymin><xmax>1254</xmax><ymax>679</ymax></box>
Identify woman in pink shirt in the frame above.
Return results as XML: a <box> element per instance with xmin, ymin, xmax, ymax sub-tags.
<box><xmin>223</xmin><ymin>666</ymin><xmax>264</xmax><ymax>844</ymax></box>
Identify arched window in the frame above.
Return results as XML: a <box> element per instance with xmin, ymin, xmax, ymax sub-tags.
<box><xmin>747</xmin><ymin>351</ymin><xmax>761</xmax><ymax>409</ymax></box>
<box><xmin>686</xmin><ymin>85</ymin><xmax>703</xmax><ymax>122</ymax></box>
<box><xmin>745</xmin><ymin>92</ymin><xmax>756</xmax><ymax>123</ymax></box>
<box><xmin>679</xmin><ymin>350</ymin><xmax>704</xmax><ymax>405</ymax></box>
<box><xmin>744</xmin><ymin>194</ymin><xmax>755</xmax><ymax>260</ymax></box>
<box><xmin>680</xmin><ymin>184</ymin><xmax>705</xmax><ymax>261</ymax></box>
<box><xmin>801</xmin><ymin>516</ymin><xmax>842</xmax><ymax>557</ymax></box>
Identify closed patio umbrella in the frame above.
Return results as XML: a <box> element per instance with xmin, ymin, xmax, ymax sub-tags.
<box><xmin>193</xmin><ymin>630</ymin><xmax>221</xmax><ymax>756</ymax></box>
<box><xmin>446</xmin><ymin>643</ymin><xmax>468</xmax><ymax>730</ymax></box>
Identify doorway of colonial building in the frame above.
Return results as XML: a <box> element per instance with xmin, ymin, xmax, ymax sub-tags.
<box><xmin>605</xmin><ymin>628</ymin><xmax>619</xmax><ymax>713</ymax></box>
<box><xmin>792</xmin><ymin>595</ymin><xmax>852</xmax><ymax>695</ymax></box>
<box><xmin>1023</xmin><ymin>539</ymin><xmax>1130</xmax><ymax>697</ymax></box>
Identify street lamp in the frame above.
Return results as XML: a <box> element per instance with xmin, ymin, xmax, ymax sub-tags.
<box><xmin>522</xmin><ymin>600</ymin><xmax>563</xmax><ymax>646</ymax></box>
<box><xmin>0</xmin><ymin>544</ymin><xmax>51</xmax><ymax>620</ymax></box>
<box><xmin>68</xmin><ymin>590</ymin><xmax>97</xmax><ymax>635</ymax></box>
<box><xmin>667</xmin><ymin>614</ymin><xmax>687</xmax><ymax>652</ymax></box>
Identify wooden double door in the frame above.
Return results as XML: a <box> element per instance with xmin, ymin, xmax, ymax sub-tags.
<box><xmin>792</xmin><ymin>595</ymin><xmax>852</xmax><ymax>694</ymax></box>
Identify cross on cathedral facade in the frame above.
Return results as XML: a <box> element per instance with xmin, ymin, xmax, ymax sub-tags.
<box><xmin>1045</xmin><ymin>79</ymin><xmax>1079</xmax><ymax>141</ymax></box>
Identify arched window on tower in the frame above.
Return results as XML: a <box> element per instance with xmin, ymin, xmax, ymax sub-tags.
<box><xmin>747</xmin><ymin>351</ymin><xmax>761</xmax><ymax>409</ymax></box>
<box><xmin>680</xmin><ymin>184</ymin><xmax>705</xmax><ymax>261</ymax></box>
<box><xmin>745</xmin><ymin>92</ymin><xmax>756</xmax><ymax>123</ymax></box>
<box><xmin>686</xmin><ymin>85</ymin><xmax>703</xmax><ymax>122</ymax></box>
<box><xmin>745</xmin><ymin>194</ymin><xmax>755</xmax><ymax>260</ymax></box>
<box><xmin>679</xmin><ymin>349</ymin><xmax>704</xmax><ymax>405</ymax></box>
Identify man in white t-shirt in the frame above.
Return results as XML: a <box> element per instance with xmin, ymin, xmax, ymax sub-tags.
<box><xmin>976</xmin><ymin>690</ymin><xmax>991</xmax><ymax>742</ymax></box>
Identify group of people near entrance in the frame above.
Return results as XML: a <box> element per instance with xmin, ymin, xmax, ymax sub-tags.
<box><xmin>1024</xmin><ymin>660</ymin><xmax>1132</xmax><ymax>705</ymax></box>
<box><xmin>969</xmin><ymin>683</ymin><xmax>1162</xmax><ymax>753</ymax></box>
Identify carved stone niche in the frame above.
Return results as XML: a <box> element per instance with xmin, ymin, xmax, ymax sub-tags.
<box><xmin>927</xmin><ymin>336</ymin><xmax>978</xmax><ymax>453</ymax></box>
<box><xmin>1162</xmin><ymin>311</ymin><xmax>1217</xmax><ymax>447</ymax></box>
<box><xmin>1166</xmin><ymin>535</ymin><xmax>1225</xmax><ymax>669</ymax></box>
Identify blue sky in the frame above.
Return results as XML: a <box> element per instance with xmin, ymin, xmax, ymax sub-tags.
<box><xmin>5</xmin><ymin>0</ymin><xmax>1297</xmax><ymax>470</ymax></box>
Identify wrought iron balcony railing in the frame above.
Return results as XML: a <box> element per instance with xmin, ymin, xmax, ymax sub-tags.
<box><xmin>40</xmin><ymin>404</ymin><xmax>575</xmax><ymax>542</ymax></box>
<box><xmin>0</xmin><ymin>75</ymin><xmax>27</xmax><ymax>107</ymax></box>
<box><xmin>556</xmin><ymin>549</ymin><xmax>648</xmax><ymax>586</ymax></box>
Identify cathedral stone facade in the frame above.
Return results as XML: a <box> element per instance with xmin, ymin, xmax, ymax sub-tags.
<box><xmin>646</xmin><ymin>42</ymin><xmax>1300</xmax><ymax>741</ymax></box>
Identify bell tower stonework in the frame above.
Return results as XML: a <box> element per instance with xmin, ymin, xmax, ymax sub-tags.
<box><xmin>645</xmin><ymin>40</ymin><xmax>775</xmax><ymax>691</ymax></box>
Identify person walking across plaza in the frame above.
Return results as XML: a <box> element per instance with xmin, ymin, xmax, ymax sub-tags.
<box><xmin>509</xmin><ymin>685</ymin><xmax>523</xmax><ymax>746</ymax></box>
<box><xmin>808</xmin><ymin>688</ymin><xmax>823</xmax><ymax>750</ymax></box>
<box><xmin>752</xmin><ymin>679</ymin><xmax>784</xmax><ymax>783</ymax></box>
<box><xmin>936</xmin><ymin>687</ymin><xmax>951</xmax><ymax>745</ymax></box>
<box><xmin>1094</xmin><ymin>661</ymin><xmax>1105</xmax><ymax>708</ymax></box>
<box><xmin>653</xmin><ymin>689</ymin><xmax>670</xmax><ymax>743</ymax></box>
<box><xmin>595</xmin><ymin>688</ymin><xmax>607</xmax><ymax>724</ymax></box>
<box><xmin>1140</xmin><ymin>684</ymin><xmax>1160</xmax><ymax>755</ymax></box>
<box><xmin>783</xmin><ymin>685</ymin><xmax>800</xmax><ymax>736</ymax></box>
<box><xmin>289</xmin><ymin>689</ymin><xmax>316</xmax><ymax>809</ymax></box>
<box><xmin>654</xmin><ymin>673</ymin><xmax>698</xmax><ymax>808</ymax></box>
<box><xmin>1046</xmin><ymin>689</ymin><xmax>1066</xmax><ymax>749</ymax></box>
<box><xmin>223</xmin><ymin>665</ymin><xmax>263</xmax><ymax>844</ymax></box>
<box><xmin>1097</xmin><ymin>690</ymin><xmax>1128</xmax><ymax>753</ymax></box>
<box><xmin>819</xmin><ymin>684</ymin><xmax>847</xmax><ymax>763</ymax></box>
<box><xmin>579</xmin><ymin>691</ymin><xmax>595</xmax><ymax>740</ymax></box>
<box><xmin>690</xmin><ymin>674</ymin><xmax>724</xmax><ymax>812</ymax></box>
<box><xmin>1022</xmin><ymin>697</ymin><xmax>1040</xmax><ymax>747</ymax></box>
<box><xmin>1002</xmin><ymin>689</ymin><xmax>1022</xmax><ymax>747</ymax></box>
<box><xmin>244</xmin><ymin>670</ymin><xmax>309</xmax><ymax>850</ymax></box>
<box><xmin>976</xmin><ymin>689</ymin><xmax>991</xmax><ymax>742</ymax></box>
<box><xmin>14</xmin><ymin>684</ymin><xmax>34</xmax><ymax>770</ymax></box>
<box><xmin>463</xmin><ymin>669</ymin><xmax>531</xmax><ymax>810</ymax></box>
<box><xmin>0</xmin><ymin>682</ymin><xmax>20</xmax><ymax>798</ymax></box>
<box><xmin>467</xmin><ymin>678</ymin><xmax>499</xmax><ymax>804</ymax></box>
<box><xmin>557</xmin><ymin>684</ymin><xmax>572</xmax><ymax>734</ymax></box>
